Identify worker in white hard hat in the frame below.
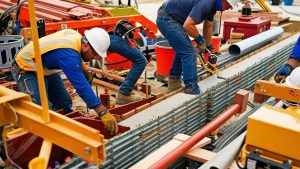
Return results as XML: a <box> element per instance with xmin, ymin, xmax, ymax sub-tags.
<box><xmin>11</xmin><ymin>28</ymin><xmax>118</xmax><ymax>135</ymax></box>
<box><xmin>275</xmin><ymin>36</ymin><xmax>300</xmax><ymax>83</ymax></box>
<box><xmin>156</xmin><ymin>0</ymin><xmax>238</xmax><ymax>95</ymax></box>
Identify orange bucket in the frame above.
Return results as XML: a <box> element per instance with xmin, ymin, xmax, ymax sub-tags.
<box><xmin>155</xmin><ymin>40</ymin><xmax>175</xmax><ymax>76</ymax></box>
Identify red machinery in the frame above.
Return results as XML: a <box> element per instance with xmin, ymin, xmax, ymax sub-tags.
<box><xmin>223</xmin><ymin>15</ymin><xmax>271</xmax><ymax>41</ymax></box>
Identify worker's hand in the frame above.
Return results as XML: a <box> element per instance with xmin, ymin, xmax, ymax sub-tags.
<box><xmin>205</xmin><ymin>44</ymin><xmax>214</xmax><ymax>53</ymax></box>
<box><xmin>274</xmin><ymin>63</ymin><xmax>294</xmax><ymax>83</ymax></box>
<box><xmin>98</xmin><ymin>109</ymin><xmax>118</xmax><ymax>135</ymax></box>
<box><xmin>194</xmin><ymin>35</ymin><xmax>206</xmax><ymax>53</ymax></box>
<box><xmin>83</xmin><ymin>70</ymin><xmax>94</xmax><ymax>85</ymax></box>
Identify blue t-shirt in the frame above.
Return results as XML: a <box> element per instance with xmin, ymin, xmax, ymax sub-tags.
<box><xmin>163</xmin><ymin>0</ymin><xmax>216</xmax><ymax>25</ymax></box>
<box><xmin>42</xmin><ymin>48</ymin><xmax>101</xmax><ymax>109</ymax></box>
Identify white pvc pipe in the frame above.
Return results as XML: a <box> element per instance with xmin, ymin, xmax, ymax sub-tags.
<box><xmin>229</xmin><ymin>27</ymin><xmax>284</xmax><ymax>57</ymax></box>
<box><xmin>199</xmin><ymin>132</ymin><xmax>246</xmax><ymax>169</ymax></box>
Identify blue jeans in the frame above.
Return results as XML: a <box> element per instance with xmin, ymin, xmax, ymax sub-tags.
<box><xmin>156</xmin><ymin>8</ymin><xmax>200</xmax><ymax>95</ymax></box>
<box><xmin>11</xmin><ymin>67</ymin><xmax>73</xmax><ymax>114</ymax></box>
<box><xmin>108</xmin><ymin>35</ymin><xmax>147</xmax><ymax>95</ymax></box>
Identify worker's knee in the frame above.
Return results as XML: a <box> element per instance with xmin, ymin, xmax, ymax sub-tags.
<box><xmin>132</xmin><ymin>54</ymin><xmax>147</xmax><ymax>68</ymax></box>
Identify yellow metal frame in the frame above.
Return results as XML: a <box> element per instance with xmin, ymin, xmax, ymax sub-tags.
<box><xmin>241</xmin><ymin>80</ymin><xmax>300</xmax><ymax>168</ymax></box>
<box><xmin>254</xmin><ymin>80</ymin><xmax>300</xmax><ymax>103</ymax></box>
<box><xmin>255</xmin><ymin>0</ymin><xmax>272</xmax><ymax>12</ymax></box>
<box><xmin>0</xmin><ymin>86</ymin><xmax>105</xmax><ymax>167</ymax></box>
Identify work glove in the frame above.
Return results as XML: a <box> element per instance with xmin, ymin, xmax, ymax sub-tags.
<box><xmin>83</xmin><ymin>70</ymin><xmax>94</xmax><ymax>85</ymax></box>
<box><xmin>194</xmin><ymin>35</ymin><xmax>206</xmax><ymax>53</ymax></box>
<box><xmin>205</xmin><ymin>44</ymin><xmax>214</xmax><ymax>53</ymax></box>
<box><xmin>274</xmin><ymin>63</ymin><xmax>294</xmax><ymax>83</ymax></box>
<box><xmin>98</xmin><ymin>109</ymin><xmax>118</xmax><ymax>135</ymax></box>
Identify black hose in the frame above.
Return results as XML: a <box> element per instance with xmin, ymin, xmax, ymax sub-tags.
<box><xmin>105</xmin><ymin>59</ymin><xmax>130</xmax><ymax>66</ymax></box>
<box><xmin>0</xmin><ymin>127</ymin><xmax>7</xmax><ymax>161</ymax></box>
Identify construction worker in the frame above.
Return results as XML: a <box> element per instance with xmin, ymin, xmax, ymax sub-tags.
<box><xmin>109</xmin><ymin>20</ymin><xmax>147</xmax><ymax>105</ymax></box>
<box><xmin>275</xmin><ymin>36</ymin><xmax>300</xmax><ymax>83</ymax></box>
<box><xmin>11</xmin><ymin>28</ymin><xmax>118</xmax><ymax>135</ymax></box>
<box><xmin>156</xmin><ymin>0</ymin><xmax>238</xmax><ymax>95</ymax></box>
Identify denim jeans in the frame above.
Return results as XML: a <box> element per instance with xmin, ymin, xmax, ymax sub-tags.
<box><xmin>156</xmin><ymin>8</ymin><xmax>200</xmax><ymax>95</ymax></box>
<box><xmin>11</xmin><ymin>67</ymin><xmax>73</xmax><ymax>114</ymax></box>
<box><xmin>108</xmin><ymin>35</ymin><xmax>147</xmax><ymax>95</ymax></box>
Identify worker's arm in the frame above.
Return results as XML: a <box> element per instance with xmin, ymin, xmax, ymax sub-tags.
<box><xmin>183</xmin><ymin>17</ymin><xmax>206</xmax><ymax>52</ymax></box>
<box><xmin>287</xmin><ymin>58</ymin><xmax>300</xmax><ymax>68</ymax></box>
<box><xmin>183</xmin><ymin>16</ymin><xmax>200</xmax><ymax>38</ymax></box>
<box><xmin>43</xmin><ymin>49</ymin><xmax>117</xmax><ymax>135</ymax></box>
<box><xmin>203</xmin><ymin>19</ymin><xmax>213</xmax><ymax>46</ymax></box>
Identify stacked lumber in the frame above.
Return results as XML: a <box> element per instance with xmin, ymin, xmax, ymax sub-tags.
<box><xmin>0</xmin><ymin>0</ymin><xmax>107</xmax><ymax>22</ymax></box>
<box><xmin>218</xmin><ymin>11</ymin><xmax>290</xmax><ymax>25</ymax></box>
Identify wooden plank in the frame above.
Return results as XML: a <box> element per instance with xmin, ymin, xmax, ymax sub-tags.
<box><xmin>36</xmin><ymin>0</ymin><xmax>78</xmax><ymax>11</ymax></box>
<box><xmin>173</xmin><ymin>134</ymin><xmax>212</xmax><ymax>151</ymax></box>
<box><xmin>0</xmin><ymin>0</ymin><xmax>15</xmax><ymax>6</ymax></box>
<box><xmin>130</xmin><ymin>139</ymin><xmax>183</xmax><ymax>169</ymax></box>
<box><xmin>35</xmin><ymin>11</ymin><xmax>63</xmax><ymax>21</ymax></box>
<box><xmin>135</xmin><ymin>103</ymin><xmax>151</xmax><ymax>113</ymax></box>
<box><xmin>183</xmin><ymin>148</ymin><xmax>216</xmax><ymax>163</ymax></box>
<box><xmin>109</xmin><ymin>96</ymin><xmax>155</xmax><ymax>115</ymax></box>
<box><xmin>30</xmin><ymin>4</ymin><xmax>70</xmax><ymax>19</ymax></box>
<box><xmin>150</xmin><ymin>96</ymin><xmax>165</xmax><ymax>106</ymax></box>
<box><xmin>130</xmin><ymin>133</ymin><xmax>211</xmax><ymax>169</ymax></box>
<box><xmin>121</xmin><ymin>109</ymin><xmax>136</xmax><ymax>120</ymax></box>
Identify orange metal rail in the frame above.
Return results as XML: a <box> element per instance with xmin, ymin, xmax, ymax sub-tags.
<box><xmin>44</xmin><ymin>15</ymin><xmax>157</xmax><ymax>38</ymax></box>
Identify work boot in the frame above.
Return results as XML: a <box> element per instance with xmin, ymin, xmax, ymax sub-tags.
<box><xmin>116</xmin><ymin>92</ymin><xmax>142</xmax><ymax>105</ymax></box>
<box><xmin>184</xmin><ymin>84</ymin><xmax>200</xmax><ymax>95</ymax></box>
<box><xmin>167</xmin><ymin>77</ymin><xmax>182</xmax><ymax>93</ymax></box>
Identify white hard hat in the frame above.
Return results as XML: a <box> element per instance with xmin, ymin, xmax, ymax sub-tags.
<box><xmin>285</xmin><ymin>67</ymin><xmax>300</xmax><ymax>88</ymax></box>
<box><xmin>84</xmin><ymin>27</ymin><xmax>110</xmax><ymax>58</ymax></box>
<box><xmin>226</xmin><ymin>0</ymin><xmax>239</xmax><ymax>9</ymax></box>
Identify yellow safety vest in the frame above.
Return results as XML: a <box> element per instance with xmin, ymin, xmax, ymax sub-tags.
<box><xmin>16</xmin><ymin>29</ymin><xmax>82</xmax><ymax>74</ymax></box>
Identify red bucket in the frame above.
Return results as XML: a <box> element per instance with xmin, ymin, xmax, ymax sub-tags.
<box><xmin>204</xmin><ymin>36</ymin><xmax>221</xmax><ymax>61</ymax></box>
<box><xmin>155</xmin><ymin>40</ymin><xmax>175</xmax><ymax>76</ymax></box>
<box><xmin>106</xmin><ymin>53</ymin><xmax>132</xmax><ymax>70</ymax></box>
<box><xmin>211</xmin><ymin>36</ymin><xmax>221</xmax><ymax>52</ymax></box>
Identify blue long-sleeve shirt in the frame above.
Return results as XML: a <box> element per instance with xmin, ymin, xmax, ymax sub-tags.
<box><xmin>42</xmin><ymin>48</ymin><xmax>101</xmax><ymax>109</ymax></box>
<box><xmin>289</xmin><ymin>36</ymin><xmax>300</xmax><ymax>61</ymax></box>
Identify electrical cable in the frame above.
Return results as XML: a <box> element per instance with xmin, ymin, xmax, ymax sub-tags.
<box><xmin>0</xmin><ymin>4</ymin><xmax>16</xmax><ymax>22</ymax></box>
<box><xmin>234</xmin><ymin>134</ymin><xmax>246</xmax><ymax>169</ymax></box>
<box><xmin>105</xmin><ymin>59</ymin><xmax>129</xmax><ymax>66</ymax></box>
<box><xmin>0</xmin><ymin>4</ymin><xmax>17</xmax><ymax>34</ymax></box>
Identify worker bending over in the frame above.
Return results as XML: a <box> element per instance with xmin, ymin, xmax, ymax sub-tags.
<box><xmin>156</xmin><ymin>0</ymin><xmax>238</xmax><ymax>95</ymax></box>
<box><xmin>275</xmin><ymin>36</ymin><xmax>300</xmax><ymax>83</ymax></box>
<box><xmin>108</xmin><ymin>20</ymin><xmax>147</xmax><ymax>105</ymax></box>
<box><xmin>12</xmin><ymin>28</ymin><xmax>117</xmax><ymax>135</ymax></box>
